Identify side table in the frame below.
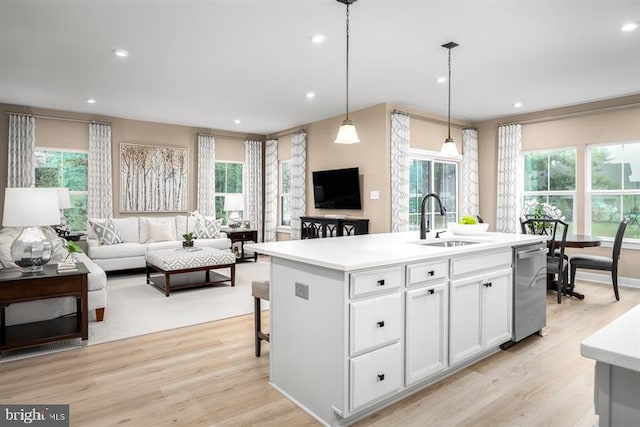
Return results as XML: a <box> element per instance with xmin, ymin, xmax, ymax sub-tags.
<box><xmin>0</xmin><ymin>263</ymin><xmax>89</xmax><ymax>352</ymax></box>
<box><xmin>225</xmin><ymin>229</ymin><xmax>258</xmax><ymax>262</ymax></box>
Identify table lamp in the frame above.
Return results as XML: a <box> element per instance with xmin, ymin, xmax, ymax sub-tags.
<box><xmin>2</xmin><ymin>187</ymin><xmax>60</xmax><ymax>272</ymax></box>
<box><xmin>55</xmin><ymin>187</ymin><xmax>72</xmax><ymax>235</ymax></box>
<box><xmin>224</xmin><ymin>194</ymin><xmax>244</xmax><ymax>229</ymax></box>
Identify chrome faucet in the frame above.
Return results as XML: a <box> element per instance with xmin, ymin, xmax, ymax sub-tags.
<box><xmin>420</xmin><ymin>193</ymin><xmax>447</xmax><ymax>239</ymax></box>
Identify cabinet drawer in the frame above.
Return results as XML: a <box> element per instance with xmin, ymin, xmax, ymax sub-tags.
<box><xmin>451</xmin><ymin>250</ymin><xmax>511</xmax><ymax>277</ymax></box>
<box><xmin>350</xmin><ymin>267</ymin><xmax>401</xmax><ymax>297</ymax></box>
<box><xmin>350</xmin><ymin>342</ymin><xmax>402</xmax><ymax>411</ymax></box>
<box><xmin>406</xmin><ymin>260</ymin><xmax>448</xmax><ymax>286</ymax></box>
<box><xmin>350</xmin><ymin>293</ymin><xmax>401</xmax><ymax>355</ymax></box>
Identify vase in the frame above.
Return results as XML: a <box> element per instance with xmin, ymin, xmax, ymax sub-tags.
<box><xmin>182</xmin><ymin>240</ymin><xmax>194</xmax><ymax>248</ymax></box>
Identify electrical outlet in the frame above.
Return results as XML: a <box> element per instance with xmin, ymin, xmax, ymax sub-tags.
<box><xmin>295</xmin><ymin>282</ymin><xmax>309</xmax><ymax>300</ymax></box>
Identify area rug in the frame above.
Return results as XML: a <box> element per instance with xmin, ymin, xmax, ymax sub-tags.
<box><xmin>89</xmin><ymin>259</ymin><xmax>269</xmax><ymax>345</ymax></box>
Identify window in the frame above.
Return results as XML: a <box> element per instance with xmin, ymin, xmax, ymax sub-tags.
<box><xmin>34</xmin><ymin>148</ymin><xmax>88</xmax><ymax>231</ymax></box>
<box><xmin>522</xmin><ymin>148</ymin><xmax>576</xmax><ymax>229</ymax></box>
<box><xmin>587</xmin><ymin>142</ymin><xmax>640</xmax><ymax>240</ymax></box>
<box><xmin>409</xmin><ymin>151</ymin><xmax>458</xmax><ymax>231</ymax></box>
<box><xmin>215</xmin><ymin>161</ymin><xmax>243</xmax><ymax>222</ymax></box>
<box><xmin>279</xmin><ymin>160</ymin><xmax>291</xmax><ymax>227</ymax></box>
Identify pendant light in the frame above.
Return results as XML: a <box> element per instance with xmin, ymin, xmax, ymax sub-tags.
<box><xmin>335</xmin><ymin>0</ymin><xmax>360</xmax><ymax>144</ymax></box>
<box><xmin>440</xmin><ymin>41</ymin><xmax>459</xmax><ymax>156</ymax></box>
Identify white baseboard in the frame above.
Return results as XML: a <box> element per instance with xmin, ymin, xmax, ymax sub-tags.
<box><xmin>576</xmin><ymin>271</ymin><xmax>640</xmax><ymax>289</ymax></box>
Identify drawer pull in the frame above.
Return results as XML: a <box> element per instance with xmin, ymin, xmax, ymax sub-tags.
<box><xmin>428</xmin><ymin>289</ymin><xmax>435</xmax><ymax>295</ymax></box>
<box><xmin>377</xmin><ymin>279</ymin><xmax>385</xmax><ymax>287</ymax></box>
<box><xmin>377</xmin><ymin>320</ymin><xmax>385</xmax><ymax>328</ymax></box>
<box><xmin>377</xmin><ymin>374</ymin><xmax>385</xmax><ymax>382</ymax></box>
<box><xmin>483</xmin><ymin>282</ymin><xmax>493</xmax><ymax>288</ymax></box>
<box><xmin>427</xmin><ymin>270</ymin><xmax>435</xmax><ymax>276</ymax></box>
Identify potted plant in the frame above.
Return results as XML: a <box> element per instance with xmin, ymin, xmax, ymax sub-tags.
<box><xmin>63</xmin><ymin>241</ymin><xmax>83</xmax><ymax>262</ymax></box>
<box><xmin>183</xmin><ymin>210</ymin><xmax>198</xmax><ymax>247</ymax></box>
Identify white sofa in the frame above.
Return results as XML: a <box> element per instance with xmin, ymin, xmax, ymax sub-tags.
<box><xmin>0</xmin><ymin>227</ymin><xmax>108</xmax><ymax>325</ymax></box>
<box><xmin>87</xmin><ymin>215</ymin><xmax>232</xmax><ymax>272</ymax></box>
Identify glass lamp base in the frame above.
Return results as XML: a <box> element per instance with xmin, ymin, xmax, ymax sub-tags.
<box><xmin>11</xmin><ymin>226</ymin><xmax>54</xmax><ymax>273</ymax></box>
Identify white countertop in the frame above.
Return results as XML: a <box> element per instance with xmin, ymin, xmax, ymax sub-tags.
<box><xmin>581</xmin><ymin>304</ymin><xmax>640</xmax><ymax>372</ymax></box>
<box><xmin>245</xmin><ymin>231</ymin><xmax>547</xmax><ymax>271</ymax></box>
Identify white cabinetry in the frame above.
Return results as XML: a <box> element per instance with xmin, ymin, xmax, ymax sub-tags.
<box><xmin>349</xmin><ymin>266</ymin><xmax>402</xmax><ymax>411</ymax></box>
<box><xmin>449</xmin><ymin>250</ymin><xmax>512</xmax><ymax>366</ymax></box>
<box><xmin>405</xmin><ymin>260</ymin><xmax>449</xmax><ymax>385</ymax></box>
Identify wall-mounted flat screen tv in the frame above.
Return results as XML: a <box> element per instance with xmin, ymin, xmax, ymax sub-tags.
<box><xmin>312</xmin><ymin>167</ymin><xmax>362</xmax><ymax>210</ymax></box>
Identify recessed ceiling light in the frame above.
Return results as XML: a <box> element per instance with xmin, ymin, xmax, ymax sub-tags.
<box><xmin>621</xmin><ymin>22</ymin><xmax>638</xmax><ymax>32</ymax></box>
<box><xmin>436</xmin><ymin>77</ymin><xmax>447</xmax><ymax>84</ymax></box>
<box><xmin>513</xmin><ymin>102</ymin><xmax>523</xmax><ymax>108</ymax></box>
<box><xmin>311</xmin><ymin>34</ymin><xmax>326</xmax><ymax>44</ymax></box>
<box><xmin>86</xmin><ymin>98</ymin><xmax>96</xmax><ymax>104</ymax></box>
<box><xmin>306</xmin><ymin>92</ymin><xmax>316</xmax><ymax>99</ymax></box>
<box><xmin>113</xmin><ymin>49</ymin><xmax>129</xmax><ymax>57</ymax></box>
<box><xmin>234</xmin><ymin>119</ymin><xmax>241</xmax><ymax>124</ymax></box>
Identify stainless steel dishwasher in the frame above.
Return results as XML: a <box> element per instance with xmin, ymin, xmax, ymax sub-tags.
<box><xmin>502</xmin><ymin>242</ymin><xmax>548</xmax><ymax>349</ymax></box>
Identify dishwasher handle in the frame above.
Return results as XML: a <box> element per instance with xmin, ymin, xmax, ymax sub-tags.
<box><xmin>517</xmin><ymin>247</ymin><xmax>547</xmax><ymax>259</ymax></box>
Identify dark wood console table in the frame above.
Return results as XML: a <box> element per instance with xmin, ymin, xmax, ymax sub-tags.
<box><xmin>300</xmin><ymin>216</ymin><xmax>369</xmax><ymax>239</ymax></box>
<box><xmin>0</xmin><ymin>263</ymin><xmax>89</xmax><ymax>352</ymax></box>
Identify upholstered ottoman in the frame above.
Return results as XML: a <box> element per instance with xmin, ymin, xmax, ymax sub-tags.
<box><xmin>145</xmin><ymin>247</ymin><xmax>236</xmax><ymax>296</ymax></box>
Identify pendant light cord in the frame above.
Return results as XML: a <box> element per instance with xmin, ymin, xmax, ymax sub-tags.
<box><xmin>447</xmin><ymin>46</ymin><xmax>451</xmax><ymax>140</ymax></box>
<box><xmin>345</xmin><ymin>3</ymin><xmax>350</xmax><ymax>121</ymax></box>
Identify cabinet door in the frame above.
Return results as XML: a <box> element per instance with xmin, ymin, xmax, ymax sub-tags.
<box><xmin>482</xmin><ymin>268</ymin><xmax>513</xmax><ymax>348</ymax></box>
<box><xmin>449</xmin><ymin>275</ymin><xmax>483</xmax><ymax>366</ymax></box>
<box><xmin>405</xmin><ymin>282</ymin><xmax>448</xmax><ymax>385</ymax></box>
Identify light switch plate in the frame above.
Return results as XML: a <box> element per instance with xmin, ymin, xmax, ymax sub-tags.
<box><xmin>370</xmin><ymin>190</ymin><xmax>380</xmax><ymax>200</ymax></box>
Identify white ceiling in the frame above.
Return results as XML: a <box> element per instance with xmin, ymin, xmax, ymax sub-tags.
<box><xmin>1</xmin><ymin>0</ymin><xmax>639</xmax><ymax>135</ymax></box>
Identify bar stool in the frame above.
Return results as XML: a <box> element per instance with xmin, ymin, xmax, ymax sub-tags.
<box><xmin>251</xmin><ymin>280</ymin><xmax>270</xmax><ymax>357</ymax></box>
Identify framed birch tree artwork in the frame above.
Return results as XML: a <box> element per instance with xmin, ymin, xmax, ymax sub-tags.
<box><xmin>120</xmin><ymin>143</ymin><xmax>188</xmax><ymax>212</ymax></box>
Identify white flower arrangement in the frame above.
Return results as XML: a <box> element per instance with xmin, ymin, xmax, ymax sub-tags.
<box><xmin>522</xmin><ymin>200</ymin><xmax>566</xmax><ymax>221</ymax></box>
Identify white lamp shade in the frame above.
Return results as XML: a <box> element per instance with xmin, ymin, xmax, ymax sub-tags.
<box><xmin>335</xmin><ymin>121</ymin><xmax>360</xmax><ymax>144</ymax></box>
<box><xmin>224</xmin><ymin>194</ymin><xmax>244</xmax><ymax>211</ymax></box>
<box><xmin>2</xmin><ymin>187</ymin><xmax>61</xmax><ymax>227</ymax></box>
<box><xmin>56</xmin><ymin>187</ymin><xmax>72</xmax><ymax>209</ymax></box>
<box><xmin>440</xmin><ymin>140</ymin><xmax>460</xmax><ymax>156</ymax></box>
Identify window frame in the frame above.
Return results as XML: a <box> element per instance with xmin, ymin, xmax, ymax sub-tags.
<box><xmin>522</xmin><ymin>147</ymin><xmax>577</xmax><ymax>229</ymax></box>
<box><xmin>34</xmin><ymin>146</ymin><xmax>89</xmax><ymax>231</ymax></box>
<box><xmin>586</xmin><ymin>141</ymin><xmax>640</xmax><ymax>246</ymax></box>
<box><xmin>278</xmin><ymin>160</ymin><xmax>292</xmax><ymax>230</ymax></box>
<box><xmin>408</xmin><ymin>148</ymin><xmax>460</xmax><ymax>232</ymax></box>
<box><xmin>214</xmin><ymin>160</ymin><xmax>244</xmax><ymax>223</ymax></box>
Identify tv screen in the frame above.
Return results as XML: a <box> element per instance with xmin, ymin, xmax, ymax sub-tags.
<box><xmin>312</xmin><ymin>167</ymin><xmax>362</xmax><ymax>210</ymax></box>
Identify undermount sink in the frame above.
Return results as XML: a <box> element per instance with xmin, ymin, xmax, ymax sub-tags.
<box><xmin>411</xmin><ymin>239</ymin><xmax>482</xmax><ymax>248</ymax></box>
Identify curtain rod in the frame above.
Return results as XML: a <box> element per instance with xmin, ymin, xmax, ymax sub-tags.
<box><xmin>7</xmin><ymin>111</ymin><xmax>111</xmax><ymax>126</ymax></box>
<box><xmin>497</xmin><ymin>100</ymin><xmax>640</xmax><ymax>127</ymax></box>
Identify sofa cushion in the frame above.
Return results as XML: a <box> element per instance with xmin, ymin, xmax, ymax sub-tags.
<box><xmin>140</xmin><ymin>217</ymin><xmax>178</xmax><ymax>243</ymax></box>
<box><xmin>194</xmin><ymin>216</ymin><xmax>222</xmax><ymax>239</ymax></box>
<box><xmin>147</xmin><ymin>221</ymin><xmax>175</xmax><ymax>242</ymax></box>
<box><xmin>175</xmin><ymin>215</ymin><xmax>195</xmax><ymax>237</ymax></box>
<box><xmin>90</xmin><ymin>242</ymin><xmax>146</xmax><ymax>259</ymax></box>
<box><xmin>111</xmin><ymin>217</ymin><xmax>140</xmax><ymax>243</ymax></box>
<box><xmin>90</xmin><ymin>219</ymin><xmax>124</xmax><ymax>245</ymax></box>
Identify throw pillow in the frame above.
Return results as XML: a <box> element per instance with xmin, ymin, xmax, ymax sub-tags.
<box><xmin>194</xmin><ymin>216</ymin><xmax>222</xmax><ymax>239</ymax></box>
<box><xmin>147</xmin><ymin>221</ymin><xmax>175</xmax><ymax>242</ymax></box>
<box><xmin>90</xmin><ymin>219</ymin><xmax>124</xmax><ymax>245</ymax></box>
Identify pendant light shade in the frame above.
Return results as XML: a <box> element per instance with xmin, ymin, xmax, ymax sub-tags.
<box><xmin>440</xmin><ymin>41</ymin><xmax>459</xmax><ymax>156</ymax></box>
<box><xmin>335</xmin><ymin>0</ymin><xmax>360</xmax><ymax>144</ymax></box>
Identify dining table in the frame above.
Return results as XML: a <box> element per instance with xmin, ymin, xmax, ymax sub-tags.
<box><xmin>551</xmin><ymin>234</ymin><xmax>602</xmax><ymax>299</ymax></box>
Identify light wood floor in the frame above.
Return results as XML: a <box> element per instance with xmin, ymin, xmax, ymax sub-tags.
<box><xmin>1</xmin><ymin>280</ymin><xmax>638</xmax><ymax>427</ymax></box>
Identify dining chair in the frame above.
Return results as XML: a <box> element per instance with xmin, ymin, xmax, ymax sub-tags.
<box><xmin>520</xmin><ymin>216</ymin><xmax>570</xmax><ymax>303</ymax></box>
<box><xmin>569</xmin><ymin>218</ymin><xmax>629</xmax><ymax>301</ymax></box>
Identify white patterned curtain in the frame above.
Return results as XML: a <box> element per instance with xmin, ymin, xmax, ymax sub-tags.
<box><xmin>88</xmin><ymin>122</ymin><xmax>113</xmax><ymax>219</ymax></box>
<box><xmin>461</xmin><ymin>128</ymin><xmax>479</xmax><ymax>217</ymax></box>
<box><xmin>496</xmin><ymin>123</ymin><xmax>523</xmax><ymax>233</ymax></box>
<box><xmin>264</xmin><ymin>139</ymin><xmax>278</xmax><ymax>242</ymax></box>
<box><xmin>197</xmin><ymin>134</ymin><xmax>216</xmax><ymax>216</ymax></box>
<box><xmin>244</xmin><ymin>140</ymin><xmax>263</xmax><ymax>241</ymax></box>
<box><xmin>290</xmin><ymin>132</ymin><xmax>307</xmax><ymax>240</ymax></box>
<box><xmin>390</xmin><ymin>112</ymin><xmax>410</xmax><ymax>232</ymax></box>
<box><xmin>7</xmin><ymin>113</ymin><xmax>35</xmax><ymax>187</ymax></box>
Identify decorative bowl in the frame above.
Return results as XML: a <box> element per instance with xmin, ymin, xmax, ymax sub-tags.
<box><xmin>447</xmin><ymin>222</ymin><xmax>490</xmax><ymax>235</ymax></box>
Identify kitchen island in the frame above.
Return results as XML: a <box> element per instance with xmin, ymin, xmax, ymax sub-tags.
<box><xmin>246</xmin><ymin>231</ymin><xmax>547</xmax><ymax>426</ymax></box>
